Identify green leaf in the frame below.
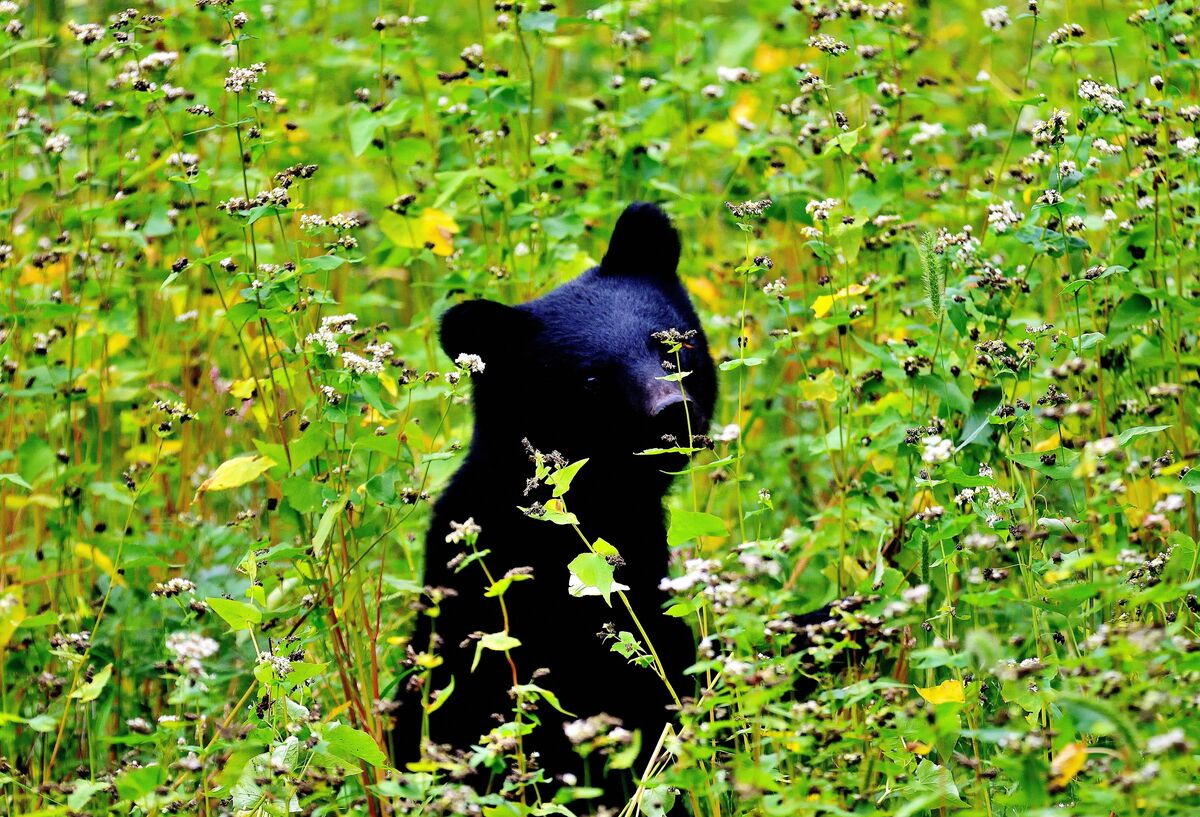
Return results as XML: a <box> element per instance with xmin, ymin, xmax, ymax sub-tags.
<box><xmin>70</xmin><ymin>664</ymin><xmax>112</xmax><ymax>702</ymax></box>
<box><xmin>0</xmin><ymin>473</ymin><xmax>32</xmax><ymax>491</ymax></box>
<box><xmin>519</xmin><ymin>11</ymin><xmax>557</xmax><ymax>32</ymax></box>
<box><xmin>548</xmin><ymin>458</ymin><xmax>588</xmax><ymax>498</ymax></box>
<box><xmin>205</xmin><ymin>597</ymin><xmax>263</xmax><ymax>631</ymax></box>
<box><xmin>667</xmin><ymin>510</ymin><xmax>726</xmax><ymax>545</ymax></box>
<box><xmin>472</xmin><ymin>631</ymin><xmax>522</xmax><ymax>671</ymax></box>
<box><xmin>348</xmin><ymin>107</ymin><xmax>379</xmax><ymax>156</ymax></box>
<box><xmin>323</xmin><ymin>721</ymin><xmax>389</xmax><ymax>768</ymax></box>
<box><xmin>1115</xmin><ymin>424</ymin><xmax>1171</xmax><ymax>446</ymax></box>
<box><xmin>568</xmin><ymin>552</ymin><xmax>615</xmax><ymax>605</ymax></box>
<box><xmin>313</xmin><ymin>495</ymin><xmax>348</xmax><ymax>556</ymax></box>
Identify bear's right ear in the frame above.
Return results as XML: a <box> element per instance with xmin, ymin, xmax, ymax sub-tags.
<box><xmin>439</xmin><ymin>299</ymin><xmax>538</xmax><ymax>365</ymax></box>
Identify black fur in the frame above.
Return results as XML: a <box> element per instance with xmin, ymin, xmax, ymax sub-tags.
<box><xmin>393</xmin><ymin>203</ymin><xmax>717</xmax><ymax>798</ymax></box>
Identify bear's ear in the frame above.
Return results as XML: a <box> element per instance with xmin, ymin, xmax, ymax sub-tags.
<box><xmin>599</xmin><ymin>202</ymin><xmax>681</xmax><ymax>280</ymax></box>
<box><xmin>439</xmin><ymin>299</ymin><xmax>538</xmax><ymax>365</ymax></box>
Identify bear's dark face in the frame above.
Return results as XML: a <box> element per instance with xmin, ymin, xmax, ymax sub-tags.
<box><xmin>440</xmin><ymin>203</ymin><xmax>717</xmax><ymax>474</ymax></box>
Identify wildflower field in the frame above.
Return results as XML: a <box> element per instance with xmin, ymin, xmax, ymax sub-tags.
<box><xmin>2</xmin><ymin>0</ymin><xmax>1200</xmax><ymax>814</ymax></box>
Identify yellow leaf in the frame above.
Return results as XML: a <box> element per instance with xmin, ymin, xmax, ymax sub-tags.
<box><xmin>916</xmin><ymin>679</ymin><xmax>965</xmax><ymax>705</ymax></box>
<box><xmin>800</xmin><ymin>369</ymin><xmax>838</xmax><ymax>402</ymax></box>
<box><xmin>730</xmin><ymin>91</ymin><xmax>758</xmax><ymax>125</ymax></box>
<box><xmin>904</xmin><ymin>740</ymin><xmax>933</xmax><ymax>755</ymax></box>
<box><xmin>752</xmin><ymin>43</ymin><xmax>790</xmax><ymax>73</ymax></box>
<box><xmin>703</xmin><ymin>120</ymin><xmax>738</xmax><ymax>150</ymax></box>
<box><xmin>194</xmin><ymin>454</ymin><xmax>275</xmax><ymax>501</ymax></box>
<box><xmin>229</xmin><ymin>378</ymin><xmax>257</xmax><ymax>400</ymax></box>
<box><xmin>811</xmin><ymin>283</ymin><xmax>868</xmax><ymax>318</ymax></box>
<box><xmin>75</xmin><ymin>543</ymin><xmax>125</xmax><ymax>587</ymax></box>
<box><xmin>381</xmin><ymin>208</ymin><xmax>461</xmax><ymax>256</ymax></box>
<box><xmin>125</xmin><ymin>440</ymin><xmax>182</xmax><ymax>463</ymax></box>
<box><xmin>1051</xmin><ymin>741</ymin><xmax>1087</xmax><ymax>788</ymax></box>
<box><xmin>0</xmin><ymin>587</ymin><xmax>26</xmax><ymax>651</ymax></box>
<box><xmin>685</xmin><ymin>276</ymin><xmax>721</xmax><ymax>311</ymax></box>
<box><xmin>1034</xmin><ymin>433</ymin><xmax>1061</xmax><ymax>452</ymax></box>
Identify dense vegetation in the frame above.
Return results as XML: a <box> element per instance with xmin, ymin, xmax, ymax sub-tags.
<box><xmin>1</xmin><ymin>0</ymin><xmax>1198</xmax><ymax>814</ymax></box>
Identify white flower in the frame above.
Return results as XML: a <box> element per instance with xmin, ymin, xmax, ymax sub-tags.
<box><xmin>762</xmin><ymin>278</ymin><xmax>787</xmax><ymax>300</ymax></box>
<box><xmin>805</xmin><ymin>197</ymin><xmax>840</xmax><ymax>221</ymax></box>
<box><xmin>1078</xmin><ymin>79</ymin><xmax>1125</xmax><ymax>114</ymax></box>
<box><xmin>981</xmin><ymin>6</ymin><xmax>1010</xmax><ymax>30</ymax></box>
<box><xmin>968</xmin><ymin>122</ymin><xmax>988</xmax><ymax>139</ymax></box>
<box><xmin>910</xmin><ymin>121</ymin><xmax>945</xmax><ymax>145</ymax></box>
<box><xmin>1037</xmin><ymin>188</ymin><xmax>1064</xmax><ymax>206</ymax></box>
<box><xmin>455</xmin><ymin>353</ymin><xmax>486</xmax><ymax>373</ymax></box>
<box><xmin>987</xmin><ymin>200</ymin><xmax>1023</xmax><ymax>233</ymax></box>
<box><xmin>1091</xmin><ymin>137</ymin><xmax>1123</xmax><ymax>156</ymax></box>
<box><xmin>701</xmin><ymin>84</ymin><xmax>724</xmax><ymax>99</ymax></box>
<box><xmin>166</xmin><ymin>631</ymin><xmax>219</xmax><ymax>675</ymax></box>
<box><xmin>920</xmin><ymin>435</ymin><xmax>953</xmax><ymax>464</ymax></box>
<box><xmin>224</xmin><ymin>63</ymin><xmax>267</xmax><ymax>94</ymax></box>
<box><xmin>1154</xmin><ymin>494</ymin><xmax>1184</xmax><ymax>513</ymax></box>
<box><xmin>1177</xmin><ymin>136</ymin><xmax>1199</xmax><ymax>156</ymax></box>
<box><xmin>445</xmin><ymin>517</ymin><xmax>482</xmax><ymax>544</ymax></box>
<box><xmin>902</xmin><ymin>584</ymin><xmax>930</xmax><ymax>604</ymax></box>
<box><xmin>716</xmin><ymin>65</ymin><xmax>757</xmax><ymax>83</ymax></box>
<box><xmin>713</xmin><ymin>423</ymin><xmax>740</xmax><ymax>442</ymax></box>
<box><xmin>513</xmin><ymin>241</ymin><xmax>530</xmax><ymax>257</ymax></box>
<box><xmin>342</xmin><ymin>351</ymin><xmax>384</xmax><ymax>376</ymax></box>
<box><xmin>44</xmin><ymin>133</ymin><xmax>71</xmax><ymax>154</ymax></box>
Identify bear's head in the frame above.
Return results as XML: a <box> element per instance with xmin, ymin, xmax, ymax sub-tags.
<box><xmin>440</xmin><ymin>202</ymin><xmax>717</xmax><ymax>482</ymax></box>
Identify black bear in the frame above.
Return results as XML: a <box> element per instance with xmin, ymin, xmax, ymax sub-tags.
<box><xmin>393</xmin><ymin>203</ymin><xmax>717</xmax><ymax>801</ymax></box>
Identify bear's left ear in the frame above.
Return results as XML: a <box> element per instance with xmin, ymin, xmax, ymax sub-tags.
<box><xmin>439</xmin><ymin>299</ymin><xmax>539</xmax><ymax>366</ymax></box>
<box><xmin>599</xmin><ymin>202</ymin><xmax>681</xmax><ymax>280</ymax></box>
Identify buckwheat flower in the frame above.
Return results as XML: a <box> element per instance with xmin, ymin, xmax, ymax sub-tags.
<box><xmin>981</xmin><ymin>6</ymin><xmax>1010</xmax><ymax>30</ymax></box>
<box><xmin>968</xmin><ymin>122</ymin><xmax>988</xmax><ymax>139</ymax></box>
<box><xmin>876</xmin><ymin>81</ymin><xmax>903</xmax><ymax>98</ymax></box>
<box><xmin>126</xmin><ymin>717</ymin><xmax>153</xmax><ymax>734</ymax></box>
<box><xmin>1046</xmin><ymin>22</ymin><xmax>1084</xmax><ymax>45</ymax></box>
<box><xmin>257</xmin><ymin>88</ymin><xmax>277</xmax><ymax>104</ymax></box>
<box><xmin>1091</xmin><ymin>137</ymin><xmax>1122</xmax><ymax>156</ymax></box>
<box><xmin>762</xmin><ymin>278</ymin><xmax>787</xmax><ymax>300</ymax></box>
<box><xmin>1135</xmin><ymin>195</ymin><xmax>1153</xmax><ymax>210</ymax></box>
<box><xmin>805</xmin><ymin>197</ymin><xmax>840</xmax><ymax>221</ymax></box>
<box><xmin>67</xmin><ymin>90</ymin><xmax>87</xmax><ymax>107</ymax></box>
<box><xmin>224</xmin><ymin>63</ymin><xmax>266</xmax><ymax>94</ymax></box>
<box><xmin>920</xmin><ymin>435</ymin><xmax>953</xmax><ymax>464</ymax></box>
<box><xmin>68</xmin><ymin>21</ymin><xmax>105</xmax><ymax>44</ymax></box>
<box><xmin>1146</xmin><ymin>728</ymin><xmax>1189</xmax><ymax>755</ymax></box>
<box><xmin>320</xmin><ymin>385</ymin><xmax>341</xmax><ymax>404</ymax></box>
<box><xmin>460</xmin><ymin>43</ymin><xmax>483</xmax><ymax>68</ymax></box>
<box><xmin>0</xmin><ymin>1</ymin><xmax>19</xmax><ymax>13</ymax></box>
<box><xmin>717</xmin><ymin>65</ymin><xmax>757</xmax><ymax>84</ymax></box>
<box><xmin>903</xmin><ymin>584</ymin><xmax>930</xmax><ymax>604</ymax></box>
<box><xmin>1031</xmin><ymin>109</ymin><xmax>1070</xmax><ymax>146</ymax></box>
<box><xmin>445</xmin><ymin>517</ymin><xmax>481</xmax><ymax>544</ymax></box>
<box><xmin>610</xmin><ymin>74</ymin><xmax>625</xmax><ymax>89</ymax></box>
<box><xmin>454</xmin><ymin>353</ymin><xmax>485</xmax><ymax>373</ymax></box>
<box><xmin>1177</xmin><ymin>136</ymin><xmax>1199</xmax><ymax>156</ymax></box>
<box><xmin>701</xmin><ymin>83</ymin><xmax>724</xmax><ymax>99</ymax></box>
<box><xmin>257</xmin><ymin>650</ymin><xmax>292</xmax><ymax>679</ymax></box>
<box><xmin>713</xmin><ymin>423</ymin><xmax>740</xmax><ymax>442</ymax></box>
<box><xmin>638</xmin><ymin>76</ymin><xmax>657</xmax><ymax>92</ymax></box>
<box><xmin>166</xmin><ymin>631</ymin><xmax>219</xmax><ymax>675</ymax></box>
<box><xmin>1154</xmin><ymin>494</ymin><xmax>1184</xmax><ymax>513</ymax></box>
<box><xmin>176</xmin><ymin>310</ymin><xmax>198</xmax><ymax>323</ymax></box>
<box><xmin>300</xmin><ymin>213</ymin><xmax>327</xmax><ymax>231</ymax></box>
<box><xmin>726</xmin><ymin>198</ymin><xmax>772</xmax><ymax>219</ymax></box>
<box><xmin>987</xmin><ymin>200</ymin><xmax>1023</xmax><ymax>233</ymax></box>
<box><xmin>1037</xmin><ymin>188</ymin><xmax>1064</xmax><ymax>206</ymax></box>
<box><xmin>342</xmin><ymin>351</ymin><xmax>383</xmax><ymax>376</ymax></box>
<box><xmin>1058</xmin><ymin>160</ymin><xmax>1077</xmax><ymax>176</ymax></box>
<box><xmin>909</xmin><ymin>121</ymin><xmax>945</xmax><ymax>145</ymax></box>
<box><xmin>151</xmin><ymin>577</ymin><xmax>197</xmax><ymax>598</ymax></box>
<box><xmin>1078</xmin><ymin>78</ymin><xmax>1125</xmax><ymax>113</ymax></box>
<box><xmin>808</xmin><ymin>34</ymin><xmax>848</xmax><ymax>55</ymax></box>
<box><xmin>364</xmin><ymin>341</ymin><xmax>393</xmax><ymax>361</ymax></box>
<box><xmin>43</xmin><ymin>133</ymin><xmax>70</xmax><ymax>154</ymax></box>
<box><xmin>1181</xmin><ymin>105</ymin><xmax>1200</xmax><ymax>122</ymax></box>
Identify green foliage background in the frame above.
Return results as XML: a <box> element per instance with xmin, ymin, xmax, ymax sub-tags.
<box><xmin>0</xmin><ymin>0</ymin><xmax>1198</xmax><ymax>815</ymax></box>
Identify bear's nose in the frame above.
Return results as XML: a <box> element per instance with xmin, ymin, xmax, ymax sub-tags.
<box><xmin>647</xmin><ymin>390</ymin><xmax>688</xmax><ymax>417</ymax></box>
